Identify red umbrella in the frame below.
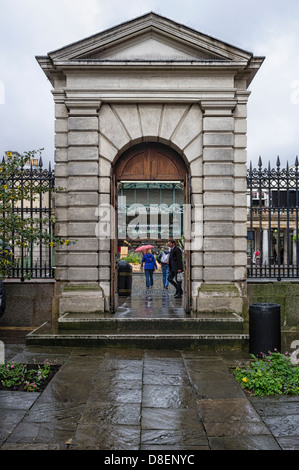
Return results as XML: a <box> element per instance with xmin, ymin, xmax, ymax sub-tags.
<box><xmin>135</xmin><ymin>244</ymin><xmax>154</xmax><ymax>252</ymax></box>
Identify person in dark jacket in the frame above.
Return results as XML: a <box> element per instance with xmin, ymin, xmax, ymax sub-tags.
<box><xmin>167</xmin><ymin>240</ymin><xmax>183</xmax><ymax>298</ymax></box>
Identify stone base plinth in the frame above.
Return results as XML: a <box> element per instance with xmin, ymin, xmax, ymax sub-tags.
<box><xmin>195</xmin><ymin>283</ymin><xmax>247</xmax><ymax>315</ymax></box>
<box><xmin>59</xmin><ymin>284</ymin><xmax>105</xmax><ymax>315</ymax></box>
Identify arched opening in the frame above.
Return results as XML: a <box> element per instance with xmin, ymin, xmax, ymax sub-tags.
<box><xmin>115</xmin><ymin>142</ymin><xmax>188</xmax><ymax>181</ymax></box>
<box><xmin>111</xmin><ymin>142</ymin><xmax>191</xmax><ymax>314</ymax></box>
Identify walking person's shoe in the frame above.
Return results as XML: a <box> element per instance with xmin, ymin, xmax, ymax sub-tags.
<box><xmin>174</xmin><ymin>285</ymin><xmax>183</xmax><ymax>298</ymax></box>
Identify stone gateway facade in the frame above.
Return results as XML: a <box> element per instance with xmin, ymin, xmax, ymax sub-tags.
<box><xmin>37</xmin><ymin>13</ymin><xmax>264</xmax><ymax>318</ymax></box>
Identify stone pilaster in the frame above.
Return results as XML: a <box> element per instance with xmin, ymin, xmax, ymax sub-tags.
<box><xmin>56</xmin><ymin>101</ymin><xmax>105</xmax><ymax>315</ymax></box>
<box><xmin>196</xmin><ymin>100</ymin><xmax>246</xmax><ymax>313</ymax></box>
<box><xmin>234</xmin><ymin>91</ymin><xmax>250</xmax><ymax>284</ymax></box>
<box><xmin>52</xmin><ymin>77</ymin><xmax>68</xmax><ymax>286</ymax></box>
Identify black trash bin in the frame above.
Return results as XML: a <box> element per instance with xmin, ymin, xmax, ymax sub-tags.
<box><xmin>117</xmin><ymin>260</ymin><xmax>132</xmax><ymax>297</ymax></box>
<box><xmin>249</xmin><ymin>303</ymin><xmax>281</xmax><ymax>357</ymax></box>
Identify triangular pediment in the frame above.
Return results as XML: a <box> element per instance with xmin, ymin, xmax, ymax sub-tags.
<box><xmin>37</xmin><ymin>12</ymin><xmax>264</xmax><ymax>88</ymax></box>
<box><xmin>46</xmin><ymin>12</ymin><xmax>253</xmax><ymax>63</ymax></box>
<box><xmin>80</xmin><ymin>33</ymin><xmax>221</xmax><ymax>61</ymax></box>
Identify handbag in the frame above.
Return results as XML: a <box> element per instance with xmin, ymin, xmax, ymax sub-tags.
<box><xmin>177</xmin><ymin>272</ymin><xmax>184</xmax><ymax>282</ymax></box>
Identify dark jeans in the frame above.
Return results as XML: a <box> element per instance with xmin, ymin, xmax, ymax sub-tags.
<box><xmin>167</xmin><ymin>270</ymin><xmax>183</xmax><ymax>294</ymax></box>
<box><xmin>145</xmin><ymin>269</ymin><xmax>154</xmax><ymax>288</ymax></box>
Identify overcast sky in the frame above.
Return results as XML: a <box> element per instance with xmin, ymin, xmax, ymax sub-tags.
<box><xmin>0</xmin><ymin>0</ymin><xmax>298</xmax><ymax>168</ymax></box>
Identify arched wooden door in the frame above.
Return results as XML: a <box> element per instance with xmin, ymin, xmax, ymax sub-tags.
<box><xmin>115</xmin><ymin>143</ymin><xmax>187</xmax><ymax>181</ymax></box>
<box><xmin>111</xmin><ymin>142</ymin><xmax>191</xmax><ymax>314</ymax></box>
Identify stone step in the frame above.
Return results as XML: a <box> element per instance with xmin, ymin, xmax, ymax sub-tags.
<box><xmin>57</xmin><ymin>312</ymin><xmax>245</xmax><ymax>332</ymax></box>
<box><xmin>26</xmin><ymin>313</ymin><xmax>249</xmax><ymax>349</ymax></box>
<box><xmin>26</xmin><ymin>323</ymin><xmax>248</xmax><ymax>349</ymax></box>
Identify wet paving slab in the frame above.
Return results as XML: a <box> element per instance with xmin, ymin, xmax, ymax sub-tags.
<box><xmin>249</xmin><ymin>396</ymin><xmax>299</xmax><ymax>450</ymax></box>
<box><xmin>1</xmin><ymin>287</ymin><xmax>299</xmax><ymax>452</ymax></box>
<box><xmin>1</xmin><ymin>344</ymin><xmax>298</xmax><ymax>451</ymax></box>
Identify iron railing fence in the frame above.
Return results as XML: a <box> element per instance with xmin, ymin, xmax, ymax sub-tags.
<box><xmin>247</xmin><ymin>156</ymin><xmax>299</xmax><ymax>280</ymax></box>
<box><xmin>1</xmin><ymin>157</ymin><xmax>55</xmax><ymax>280</ymax></box>
<box><xmin>3</xmin><ymin>155</ymin><xmax>299</xmax><ymax>281</ymax></box>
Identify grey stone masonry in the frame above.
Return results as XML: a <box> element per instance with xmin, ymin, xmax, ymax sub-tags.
<box><xmin>37</xmin><ymin>12</ymin><xmax>264</xmax><ymax>315</ymax></box>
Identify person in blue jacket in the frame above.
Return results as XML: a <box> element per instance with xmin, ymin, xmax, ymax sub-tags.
<box><xmin>141</xmin><ymin>249</ymin><xmax>158</xmax><ymax>288</ymax></box>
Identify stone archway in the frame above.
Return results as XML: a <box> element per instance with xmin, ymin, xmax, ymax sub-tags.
<box><xmin>111</xmin><ymin>142</ymin><xmax>190</xmax><ymax>313</ymax></box>
<box><xmin>38</xmin><ymin>13</ymin><xmax>264</xmax><ymax>319</ymax></box>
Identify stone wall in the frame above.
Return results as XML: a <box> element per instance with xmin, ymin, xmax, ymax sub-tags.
<box><xmin>2</xmin><ymin>279</ymin><xmax>299</xmax><ymax>328</ymax></box>
<box><xmin>247</xmin><ymin>281</ymin><xmax>299</xmax><ymax>327</ymax></box>
<box><xmin>0</xmin><ymin>281</ymin><xmax>55</xmax><ymax>327</ymax></box>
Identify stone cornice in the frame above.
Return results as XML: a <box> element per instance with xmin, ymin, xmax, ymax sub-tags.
<box><xmin>38</xmin><ymin>58</ymin><xmax>263</xmax><ymax>90</ymax></box>
<box><xmin>62</xmin><ymin>90</ymin><xmax>237</xmax><ymax>104</ymax></box>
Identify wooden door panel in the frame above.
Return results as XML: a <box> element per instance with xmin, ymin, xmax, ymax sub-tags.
<box><xmin>156</xmin><ymin>153</ymin><xmax>181</xmax><ymax>179</ymax></box>
<box><xmin>115</xmin><ymin>143</ymin><xmax>187</xmax><ymax>181</ymax></box>
<box><xmin>121</xmin><ymin>155</ymin><xmax>145</xmax><ymax>179</ymax></box>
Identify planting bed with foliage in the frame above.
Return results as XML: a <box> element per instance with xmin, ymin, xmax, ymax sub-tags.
<box><xmin>234</xmin><ymin>351</ymin><xmax>299</xmax><ymax>396</ymax></box>
<box><xmin>0</xmin><ymin>361</ymin><xmax>60</xmax><ymax>392</ymax></box>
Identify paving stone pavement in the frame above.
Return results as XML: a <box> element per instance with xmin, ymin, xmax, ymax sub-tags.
<box><xmin>1</xmin><ymin>278</ymin><xmax>299</xmax><ymax>453</ymax></box>
<box><xmin>1</xmin><ymin>339</ymin><xmax>299</xmax><ymax>451</ymax></box>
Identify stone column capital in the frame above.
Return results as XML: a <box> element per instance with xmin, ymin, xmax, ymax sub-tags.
<box><xmin>65</xmin><ymin>100</ymin><xmax>102</xmax><ymax>116</ymax></box>
<box><xmin>200</xmin><ymin>100</ymin><xmax>236</xmax><ymax>116</ymax></box>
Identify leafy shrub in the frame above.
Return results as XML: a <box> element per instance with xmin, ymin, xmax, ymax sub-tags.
<box><xmin>0</xmin><ymin>361</ymin><xmax>52</xmax><ymax>392</ymax></box>
<box><xmin>123</xmin><ymin>253</ymin><xmax>142</xmax><ymax>264</ymax></box>
<box><xmin>234</xmin><ymin>351</ymin><xmax>299</xmax><ymax>396</ymax></box>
